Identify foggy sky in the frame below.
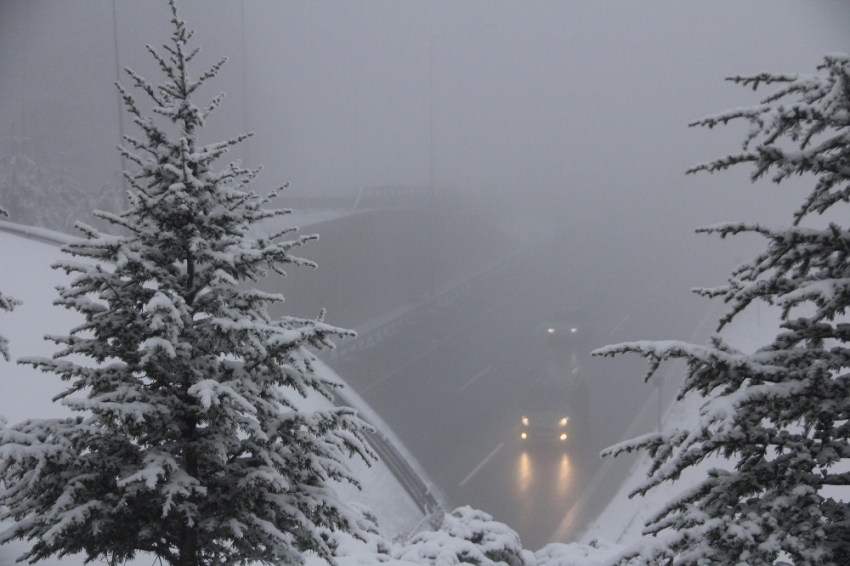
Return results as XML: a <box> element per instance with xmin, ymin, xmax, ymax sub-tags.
<box><xmin>1</xmin><ymin>1</ymin><xmax>850</xmax><ymax>293</ymax></box>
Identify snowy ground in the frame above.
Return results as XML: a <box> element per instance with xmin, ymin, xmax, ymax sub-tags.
<box><xmin>578</xmin><ymin>302</ymin><xmax>788</xmax><ymax>547</ymax></box>
<box><xmin>0</xmin><ymin>224</ymin><xmax>629</xmax><ymax>566</ymax></box>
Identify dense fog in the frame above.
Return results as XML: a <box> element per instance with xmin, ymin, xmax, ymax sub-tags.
<box><xmin>2</xmin><ymin>0</ymin><xmax>850</xmax><ymax>547</ymax></box>
<box><xmin>2</xmin><ymin>3</ymin><xmax>848</xmax><ymax>235</ymax></box>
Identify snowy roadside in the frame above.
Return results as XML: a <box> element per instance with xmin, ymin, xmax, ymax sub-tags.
<box><xmin>1</xmin><ymin>221</ymin><xmax>787</xmax><ymax>566</ymax></box>
<box><xmin>578</xmin><ymin>302</ymin><xmax>787</xmax><ymax>547</ymax></box>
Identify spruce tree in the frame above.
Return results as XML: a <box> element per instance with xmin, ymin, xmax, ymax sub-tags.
<box><xmin>0</xmin><ymin>3</ymin><xmax>373</xmax><ymax>566</ymax></box>
<box><xmin>595</xmin><ymin>54</ymin><xmax>850</xmax><ymax>566</ymax></box>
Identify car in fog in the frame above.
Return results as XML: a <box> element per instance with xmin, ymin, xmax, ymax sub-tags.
<box><xmin>520</xmin><ymin>309</ymin><xmax>592</xmax><ymax>444</ymax></box>
<box><xmin>520</xmin><ymin>384</ymin><xmax>571</xmax><ymax>443</ymax></box>
<box><xmin>542</xmin><ymin>308</ymin><xmax>590</xmax><ymax>351</ymax></box>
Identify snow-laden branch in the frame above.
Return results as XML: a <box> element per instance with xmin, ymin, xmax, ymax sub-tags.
<box><xmin>597</xmin><ymin>53</ymin><xmax>850</xmax><ymax>566</ymax></box>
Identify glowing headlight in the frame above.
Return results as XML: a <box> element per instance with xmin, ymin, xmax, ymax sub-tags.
<box><xmin>522</xmin><ymin>417</ymin><xmax>529</xmax><ymax>426</ymax></box>
<box><xmin>559</xmin><ymin>417</ymin><xmax>568</xmax><ymax>426</ymax></box>
<box><xmin>570</xmin><ymin>328</ymin><xmax>577</xmax><ymax>333</ymax></box>
<box><xmin>560</xmin><ymin>433</ymin><xmax>567</xmax><ymax>441</ymax></box>
<box><xmin>521</xmin><ymin>432</ymin><xmax>528</xmax><ymax>440</ymax></box>
<box><xmin>547</xmin><ymin>328</ymin><xmax>555</xmax><ymax>334</ymax></box>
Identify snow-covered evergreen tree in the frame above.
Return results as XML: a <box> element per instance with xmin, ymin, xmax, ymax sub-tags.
<box><xmin>0</xmin><ymin>3</ymin><xmax>374</xmax><ymax>566</ymax></box>
<box><xmin>595</xmin><ymin>54</ymin><xmax>850</xmax><ymax>566</ymax></box>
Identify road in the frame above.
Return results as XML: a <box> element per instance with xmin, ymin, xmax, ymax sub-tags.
<box><xmin>329</xmin><ymin>226</ymin><xmax>717</xmax><ymax>550</ymax></box>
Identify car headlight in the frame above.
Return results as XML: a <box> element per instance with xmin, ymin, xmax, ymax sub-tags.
<box><xmin>560</xmin><ymin>417</ymin><xmax>568</xmax><ymax>426</ymax></box>
<box><xmin>560</xmin><ymin>433</ymin><xmax>567</xmax><ymax>441</ymax></box>
<box><xmin>521</xmin><ymin>432</ymin><xmax>528</xmax><ymax>440</ymax></box>
<box><xmin>522</xmin><ymin>417</ymin><xmax>529</xmax><ymax>426</ymax></box>
<box><xmin>547</xmin><ymin>328</ymin><xmax>555</xmax><ymax>334</ymax></box>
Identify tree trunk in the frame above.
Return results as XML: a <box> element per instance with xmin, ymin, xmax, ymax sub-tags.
<box><xmin>179</xmin><ymin>422</ymin><xmax>199</xmax><ymax>566</ymax></box>
<box><xmin>178</xmin><ymin>526</ymin><xmax>198</xmax><ymax>566</ymax></box>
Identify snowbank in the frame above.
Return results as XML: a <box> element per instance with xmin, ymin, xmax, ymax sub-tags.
<box><xmin>301</xmin><ymin>506</ymin><xmax>622</xmax><ymax>566</ymax></box>
<box><xmin>578</xmin><ymin>303</ymin><xmax>784</xmax><ymax>547</ymax></box>
<box><xmin>0</xmin><ymin>231</ymin><xmax>83</xmax><ymax>425</ymax></box>
<box><xmin>0</xmin><ymin>226</ymin><xmax>626</xmax><ymax>566</ymax></box>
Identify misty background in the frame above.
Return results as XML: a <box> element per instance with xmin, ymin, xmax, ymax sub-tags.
<box><xmin>3</xmin><ymin>2</ymin><xmax>848</xmax><ymax>238</ymax></box>
<box><xmin>2</xmin><ymin>0</ymin><xmax>850</xmax><ymax>456</ymax></box>
<box><xmin>2</xmin><ymin>1</ymin><xmax>848</xmax><ymax>340</ymax></box>
<box><xmin>3</xmin><ymin>0</ymin><xmax>850</xmax><ymax>547</ymax></box>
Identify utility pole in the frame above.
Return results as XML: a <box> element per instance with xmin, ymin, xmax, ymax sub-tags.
<box><xmin>429</xmin><ymin>37</ymin><xmax>435</xmax><ymax>198</ymax></box>
<box><xmin>112</xmin><ymin>0</ymin><xmax>128</xmax><ymax>194</ymax></box>
<box><xmin>240</xmin><ymin>0</ymin><xmax>251</xmax><ymax>166</ymax></box>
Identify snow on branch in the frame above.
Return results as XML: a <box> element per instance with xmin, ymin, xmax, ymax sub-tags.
<box><xmin>598</xmin><ymin>53</ymin><xmax>850</xmax><ymax>566</ymax></box>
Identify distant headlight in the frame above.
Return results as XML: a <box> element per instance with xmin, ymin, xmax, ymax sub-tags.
<box><xmin>570</xmin><ymin>328</ymin><xmax>577</xmax><ymax>333</ymax></box>
<box><xmin>547</xmin><ymin>328</ymin><xmax>555</xmax><ymax>334</ymax></box>
<box><xmin>560</xmin><ymin>433</ymin><xmax>567</xmax><ymax>441</ymax></box>
<box><xmin>560</xmin><ymin>417</ymin><xmax>568</xmax><ymax>426</ymax></box>
<box><xmin>521</xmin><ymin>432</ymin><xmax>528</xmax><ymax>440</ymax></box>
<box><xmin>522</xmin><ymin>417</ymin><xmax>529</xmax><ymax>426</ymax></box>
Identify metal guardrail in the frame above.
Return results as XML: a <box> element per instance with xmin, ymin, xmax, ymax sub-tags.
<box><xmin>365</xmin><ymin>428</ymin><xmax>444</xmax><ymax>514</ymax></box>
<box><xmin>0</xmin><ymin>220</ymin><xmax>80</xmax><ymax>246</ymax></box>
<box><xmin>333</xmin><ymin>387</ymin><xmax>447</xmax><ymax>515</ymax></box>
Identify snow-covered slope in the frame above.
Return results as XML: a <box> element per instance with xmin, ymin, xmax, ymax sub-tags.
<box><xmin>0</xmin><ymin>230</ymin><xmax>82</xmax><ymax>425</ymax></box>
<box><xmin>0</xmin><ymin>221</ymin><xmax>726</xmax><ymax>566</ymax></box>
<box><xmin>0</xmin><ymin>228</ymin><xmax>423</xmax><ymax>566</ymax></box>
<box><xmin>579</xmin><ymin>304</ymin><xmax>787</xmax><ymax>547</ymax></box>
<box><xmin>0</xmin><ymin>224</ymin><xmax>624</xmax><ymax>566</ymax></box>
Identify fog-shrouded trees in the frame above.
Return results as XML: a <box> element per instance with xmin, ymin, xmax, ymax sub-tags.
<box><xmin>0</xmin><ymin>137</ymin><xmax>99</xmax><ymax>234</ymax></box>
<box><xmin>595</xmin><ymin>54</ymin><xmax>850</xmax><ymax>566</ymax></box>
<box><xmin>0</xmin><ymin>3</ymin><xmax>374</xmax><ymax>566</ymax></box>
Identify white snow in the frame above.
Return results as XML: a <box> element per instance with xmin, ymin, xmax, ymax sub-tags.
<box><xmin>0</xmin><ymin>233</ymin><xmax>82</xmax><ymax>424</ymax></box>
<box><xmin>578</xmin><ymin>301</ymin><xmax>837</xmax><ymax>548</ymax></box>
<box><xmin>0</xmin><ymin>226</ymin><xmax>623</xmax><ymax>566</ymax></box>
